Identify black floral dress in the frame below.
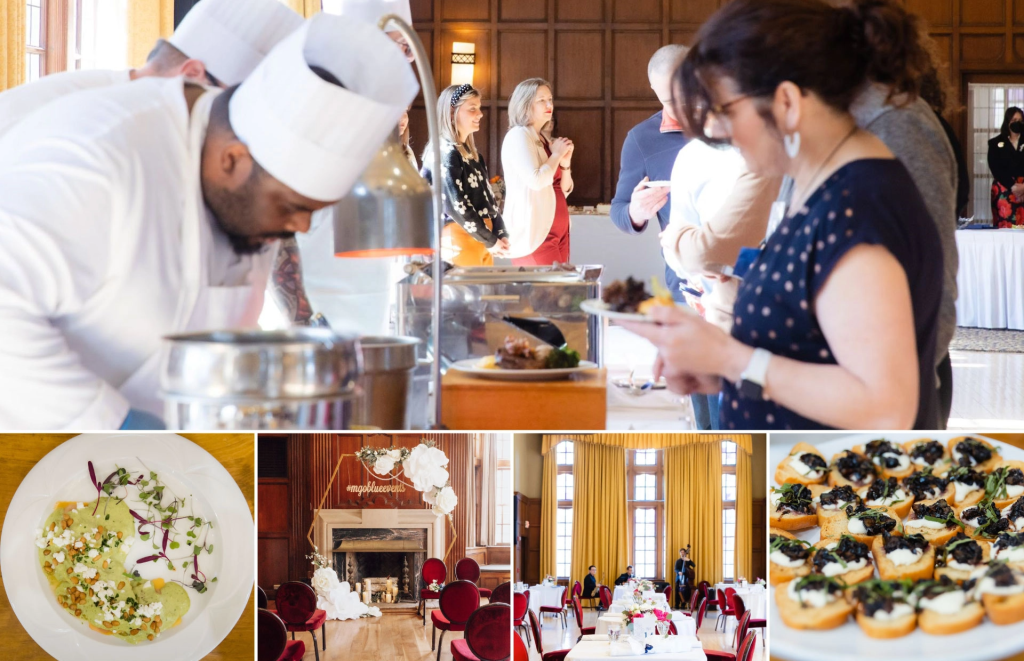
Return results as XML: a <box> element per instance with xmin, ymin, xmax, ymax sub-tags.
<box><xmin>421</xmin><ymin>140</ymin><xmax>507</xmax><ymax>247</ymax></box>
<box><xmin>987</xmin><ymin>134</ymin><xmax>1024</xmax><ymax>227</ymax></box>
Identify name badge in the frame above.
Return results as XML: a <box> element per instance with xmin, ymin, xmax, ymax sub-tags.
<box><xmin>766</xmin><ymin>200</ymin><xmax>787</xmax><ymax>238</ymax></box>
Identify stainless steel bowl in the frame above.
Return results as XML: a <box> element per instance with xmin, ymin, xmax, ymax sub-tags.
<box><xmin>355</xmin><ymin>336</ymin><xmax>421</xmax><ymax>429</ymax></box>
<box><xmin>160</xmin><ymin>328</ymin><xmax>362</xmax><ymax>400</ymax></box>
<box><xmin>164</xmin><ymin>395</ymin><xmax>355</xmax><ymax>430</ymax></box>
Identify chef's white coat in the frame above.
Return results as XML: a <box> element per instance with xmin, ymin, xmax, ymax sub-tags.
<box><xmin>0</xmin><ymin>69</ymin><xmax>130</xmax><ymax>139</ymax></box>
<box><xmin>0</xmin><ymin>76</ymin><xmax>275</xmax><ymax>429</ymax></box>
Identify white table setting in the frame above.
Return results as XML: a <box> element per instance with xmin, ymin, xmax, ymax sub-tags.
<box><xmin>521</xmin><ymin>580</ymin><xmax>566</xmax><ymax>616</ymax></box>
<box><xmin>713</xmin><ymin>582</ymin><xmax>766</xmax><ymax>619</ymax></box>
<box><xmin>565</xmin><ymin>634</ymin><xmax>706</xmax><ymax>660</ymax></box>
<box><xmin>595</xmin><ymin>611</ymin><xmax>696</xmax><ymax>636</ymax></box>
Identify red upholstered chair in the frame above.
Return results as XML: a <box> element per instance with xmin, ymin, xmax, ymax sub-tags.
<box><xmin>705</xmin><ymin>631</ymin><xmax>757</xmax><ymax>661</ymax></box>
<box><xmin>598</xmin><ymin>585</ymin><xmax>613</xmax><ymax>610</ymax></box>
<box><xmin>513</xmin><ymin>591</ymin><xmax>531</xmax><ymax>646</ymax></box>
<box><xmin>258</xmin><ymin>586</ymin><xmax>268</xmax><ymax>610</ymax></box>
<box><xmin>456</xmin><ymin>557</ymin><xmax>493</xmax><ymax>599</ymax></box>
<box><xmin>731</xmin><ymin>610</ymin><xmax>751</xmax><ymax>651</ymax></box>
<box><xmin>513</xmin><ymin>631</ymin><xmax>530</xmax><ymax>661</ymax></box>
<box><xmin>431</xmin><ymin>580</ymin><xmax>481</xmax><ymax>661</ymax></box>
<box><xmin>694</xmin><ymin>597</ymin><xmax>709</xmax><ymax>639</ymax></box>
<box><xmin>420</xmin><ymin>557</ymin><xmax>448</xmax><ymax>626</ymax></box>
<box><xmin>572</xmin><ymin>580</ymin><xmax>582</xmax><ymax>602</ymax></box>
<box><xmin>258</xmin><ymin>608</ymin><xmax>305</xmax><ymax>661</ymax></box>
<box><xmin>716</xmin><ymin>588</ymin><xmax>736</xmax><ymax>631</ymax></box>
<box><xmin>528</xmin><ymin>609</ymin><xmax>571</xmax><ymax>661</ymax></box>
<box><xmin>662</xmin><ymin>584</ymin><xmax>672</xmax><ymax>605</ymax></box>
<box><xmin>451</xmin><ymin>603</ymin><xmax>511</xmax><ymax>661</ymax></box>
<box><xmin>733</xmin><ymin>595</ymin><xmax>766</xmax><ymax>647</ymax></box>
<box><xmin>571</xmin><ymin>595</ymin><xmax>595</xmax><ymax>643</ymax></box>
<box><xmin>684</xmin><ymin>589</ymin><xmax>701</xmax><ymax>615</ymax></box>
<box><xmin>490</xmin><ymin>581</ymin><xmax>512</xmax><ymax>605</ymax></box>
<box><xmin>275</xmin><ymin>582</ymin><xmax>326</xmax><ymax>661</ymax></box>
<box><xmin>698</xmin><ymin>581</ymin><xmax>711</xmax><ymax>603</ymax></box>
<box><xmin>539</xmin><ymin>583</ymin><xmax>568</xmax><ymax>626</ymax></box>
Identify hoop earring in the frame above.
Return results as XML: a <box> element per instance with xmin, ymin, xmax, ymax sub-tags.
<box><xmin>784</xmin><ymin>131</ymin><xmax>801</xmax><ymax>159</ymax></box>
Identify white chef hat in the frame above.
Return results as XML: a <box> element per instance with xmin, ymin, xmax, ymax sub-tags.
<box><xmin>321</xmin><ymin>0</ymin><xmax>413</xmax><ymax>27</ymax></box>
<box><xmin>169</xmin><ymin>0</ymin><xmax>303</xmax><ymax>87</ymax></box>
<box><xmin>229</xmin><ymin>12</ymin><xmax>419</xmax><ymax>202</ymax></box>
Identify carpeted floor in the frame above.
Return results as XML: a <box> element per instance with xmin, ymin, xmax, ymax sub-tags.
<box><xmin>950</xmin><ymin>327</ymin><xmax>1024</xmax><ymax>353</ymax></box>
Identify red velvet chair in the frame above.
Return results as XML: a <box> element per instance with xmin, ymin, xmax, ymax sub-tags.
<box><xmin>420</xmin><ymin>557</ymin><xmax>448</xmax><ymax>626</ymax></box>
<box><xmin>431</xmin><ymin>580</ymin><xmax>481</xmax><ymax>661</ymax></box>
<box><xmin>684</xmin><ymin>589</ymin><xmax>701</xmax><ymax>615</ymax></box>
<box><xmin>539</xmin><ymin>583</ymin><xmax>568</xmax><ymax>626</ymax></box>
<box><xmin>695</xmin><ymin>597</ymin><xmax>709</xmax><ymax>639</ymax></box>
<box><xmin>572</xmin><ymin>580</ymin><xmax>582</xmax><ymax>603</ymax></box>
<box><xmin>258</xmin><ymin>608</ymin><xmax>305</xmax><ymax>661</ymax></box>
<box><xmin>275</xmin><ymin>582</ymin><xmax>326</xmax><ymax>661</ymax></box>
<box><xmin>451</xmin><ymin>603</ymin><xmax>511</xmax><ymax>661</ymax></box>
<box><xmin>662</xmin><ymin>584</ymin><xmax>672</xmax><ymax>605</ymax></box>
<box><xmin>257</xmin><ymin>586</ymin><xmax>268</xmax><ymax>610</ymax></box>
<box><xmin>456</xmin><ymin>557</ymin><xmax>493</xmax><ymax>599</ymax></box>
<box><xmin>716</xmin><ymin>588</ymin><xmax>736</xmax><ymax>631</ymax></box>
<box><xmin>571</xmin><ymin>595</ymin><xmax>595</xmax><ymax>643</ymax></box>
<box><xmin>528</xmin><ymin>609</ymin><xmax>571</xmax><ymax>661</ymax></box>
<box><xmin>513</xmin><ymin>591</ymin><xmax>531</xmax><ymax>646</ymax></box>
<box><xmin>491</xmin><ymin>581</ymin><xmax>512</xmax><ymax>605</ymax></box>
<box><xmin>513</xmin><ymin>630</ymin><xmax>530</xmax><ymax>661</ymax></box>
<box><xmin>705</xmin><ymin>631</ymin><xmax>757</xmax><ymax>661</ymax></box>
<box><xmin>733</xmin><ymin>595</ymin><xmax>766</xmax><ymax>647</ymax></box>
<box><xmin>598</xmin><ymin>585</ymin><xmax>613</xmax><ymax>611</ymax></box>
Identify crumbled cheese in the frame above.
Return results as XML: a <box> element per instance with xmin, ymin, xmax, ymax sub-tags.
<box><xmin>87</xmin><ymin>549</ymin><xmax>99</xmax><ymax>560</ymax></box>
<box><xmin>52</xmin><ymin>551</ymin><xmax>65</xmax><ymax>564</ymax></box>
<box><xmin>136</xmin><ymin>601</ymin><xmax>164</xmax><ymax>618</ymax></box>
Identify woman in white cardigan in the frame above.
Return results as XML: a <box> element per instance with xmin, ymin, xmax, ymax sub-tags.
<box><xmin>501</xmin><ymin>78</ymin><xmax>575</xmax><ymax>264</ymax></box>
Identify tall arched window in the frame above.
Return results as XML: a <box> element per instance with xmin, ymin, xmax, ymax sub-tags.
<box><xmin>555</xmin><ymin>441</ymin><xmax>574</xmax><ymax>578</ymax></box>
<box><xmin>628</xmin><ymin>449</ymin><xmax>664</xmax><ymax>580</ymax></box>
<box><xmin>722</xmin><ymin>441</ymin><xmax>737</xmax><ymax>581</ymax></box>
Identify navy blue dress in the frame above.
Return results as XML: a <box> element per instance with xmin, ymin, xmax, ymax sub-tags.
<box><xmin>720</xmin><ymin>159</ymin><xmax>942</xmax><ymax>430</ymax></box>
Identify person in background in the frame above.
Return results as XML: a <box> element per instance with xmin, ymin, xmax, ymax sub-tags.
<box><xmin>614</xmin><ymin>565</ymin><xmax>636</xmax><ymax>585</ymax></box>
<box><xmin>502</xmin><ymin>78</ymin><xmax>575</xmax><ymax>265</ymax></box>
<box><xmin>0</xmin><ymin>0</ymin><xmax>303</xmax><ymax>139</ymax></box>
<box><xmin>988</xmin><ymin>107</ymin><xmax>1024</xmax><ymax>228</ymax></box>
<box><xmin>582</xmin><ymin>565</ymin><xmax>604</xmax><ymax>610</ymax></box>
<box><xmin>421</xmin><ymin>84</ymin><xmax>509</xmax><ymax>266</ymax></box>
<box><xmin>399</xmin><ymin>106</ymin><xmax>418</xmax><ymax>170</ymax></box>
<box><xmin>625</xmin><ymin>0</ymin><xmax>943</xmax><ymax>431</ymax></box>
<box><xmin>920</xmin><ymin>70</ymin><xmax>970</xmax><ymax>219</ymax></box>
<box><xmin>674</xmin><ymin>547</ymin><xmax>695</xmax><ymax>608</ymax></box>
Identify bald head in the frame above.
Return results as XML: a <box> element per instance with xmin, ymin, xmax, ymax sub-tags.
<box><xmin>648</xmin><ymin>44</ymin><xmax>689</xmax><ymax>123</ymax></box>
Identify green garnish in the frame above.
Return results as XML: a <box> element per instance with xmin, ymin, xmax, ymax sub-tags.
<box><xmin>545</xmin><ymin>345</ymin><xmax>581</xmax><ymax>369</ymax></box>
<box><xmin>924</xmin><ymin>513</ymin><xmax>966</xmax><ymax>529</ymax></box>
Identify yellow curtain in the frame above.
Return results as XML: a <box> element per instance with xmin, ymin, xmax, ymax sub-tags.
<box><xmin>542</xmin><ymin>434</ymin><xmax>752</xmax><ymax>455</ymax></box>
<box><xmin>571</xmin><ymin>442</ymin><xmax>629</xmax><ymax>591</ymax></box>
<box><xmin>540</xmin><ymin>448</ymin><xmax>557</xmax><ymax>580</ymax></box>
<box><xmin>285</xmin><ymin>0</ymin><xmax>321</xmax><ymax>18</ymax></box>
<box><xmin>126</xmin><ymin>0</ymin><xmax>175</xmax><ymax>69</ymax></box>
<box><xmin>735</xmin><ymin>445</ymin><xmax>753</xmax><ymax>582</ymax></box>
<box><xmin>0</xmin><ymin>0</ymin><xmax>25</xmax><ymax>91</ymax></box>
<box><xmin>666</xmin><ymin>442</ymin><xmax>723</xmax><ymax>589</ymax></box>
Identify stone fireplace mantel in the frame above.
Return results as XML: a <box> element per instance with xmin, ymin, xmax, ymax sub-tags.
<box><xmin>314</xmin><ymin>509</ymin><xmax>446</xmax><ymax>562</ymax></box>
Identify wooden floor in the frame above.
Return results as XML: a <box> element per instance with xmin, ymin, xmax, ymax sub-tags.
<box><xmin>949</xmin><ymin>349</ymin><xmax>1024</xmax><ymax>428</ymax></box>
<box><xmin>524</xmin><ymin>605</ymin><xmax>766</xmax><ymax>661</ymax></box>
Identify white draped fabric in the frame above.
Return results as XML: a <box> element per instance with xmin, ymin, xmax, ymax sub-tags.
<box><xmin>314</xmin><ymin>579</ymin><xmax>383</xmax><ymax>621</ymax></box>
<box><xmin>955</xmin><ymin>229</ymin><xmax>1024</xmax><ymax>330</ymax></box>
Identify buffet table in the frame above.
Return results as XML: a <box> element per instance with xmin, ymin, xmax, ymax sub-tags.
<box><xmin>955</xmin><ymin>229</ymin><xmax>1024</xmax><ymax>330</ymax></box>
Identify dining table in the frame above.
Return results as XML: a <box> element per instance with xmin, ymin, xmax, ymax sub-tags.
<box><xmin>713</xmin><ymin>583</ymin><xmax>767</xmax><ymax>619</ymax></box>
<box><xmin>522</xmin><ymin>582</ymin><xmax>566</xmax><ymax>616</ymax></box>
<box><xmin>565</xmin><ymin>636</ymin><xmax>708</xmax><ymax>661</ymax></box>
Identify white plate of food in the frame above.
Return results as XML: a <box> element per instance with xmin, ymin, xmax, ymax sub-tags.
<box><xmin>581</xmin><ymin>276</ymin><xmax>694</xmax><ymax>323</ymax></box>
<box><xmin>450</xmin><ymin>358</ymin><xmax>598</xmax><ymax>381</ymax></box>
<box><xmin>451</xmin><ymin>336</ymin><xmax>598</xmax><ymax>381</ymax></box>
<box><xmin>769</xmin><ymin>432</ymin><xmax>1024</xmax><ymax>661</ymax></box>
<box><xmin>0</xmin><ymin>433</ymin><xmax>253</xmax><ymax>661</ymax></box>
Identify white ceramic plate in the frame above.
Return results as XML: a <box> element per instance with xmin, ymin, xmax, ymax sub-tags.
<box><xmin>450</xmin><ymin>358</ymin><xmax>599</xmax><ymax>381</ymax></box>
<box><xmin>0</xmin><ymin>433</ymin><xmax>253</xmax><ymax>661</ymax></box>
<box><xmin>769</xmin><ymin>432</ymin><xmax>1024</xmax><ymax>661</ymax></box>
<box><xmin>580</xmin><ymin>298</ymin><xmax>694</xmax><ymax>323</ymax></box>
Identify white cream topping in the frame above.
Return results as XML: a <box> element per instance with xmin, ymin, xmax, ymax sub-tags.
<box><xmin>1008</xmin><ymin>485</ymin><xmax>1024</xmax><ymax>498</ymax></box>
<box><xmin>906</xmin><ymin>517</ymin><xmax>946</xmax><ymax>530</ymax></box>
<box><xmin>821</xmin><ymin>557</ymin><xmax>867</xmax><ymax>577</ymax></box>
<box><xmin>789</xmin><ymin>454</ymin><xmax>825</xmax><ymax>477</ymax></box>
<box><xmin>964</xmin><ymin>516</ymin><xmax>985</xmax><ymax>529</ymax></box>
<box><xmin>953</xmin><ymin>480</ymin><xmax>982</xmax><ymax>503</ymax></box>
<box><xmin>912</xmin><ymin>454</ymin><xmax>935</xmax><ymax>467</ymax></box>
<box><xmin>771</xmin><ymin>490</ymin><xmax>782</xmax><ymax>508</ymax></box>
<box><xmin>977</xmin><ymin>576</ymin><xmax>1024</xmax><ymax>597</ymax></box>
<box><xmin>949</xmin><ymin>560</ymin><xmax>979</xmax><ymax>571</ymax></box>
<box><xmin>919</xmin><ymin>590</ymin><xmax>966</xmax><ymax>614</ymax></box>
<box><xmin>994</xmin><ymin>545</ymin><xmax>1024</xmax><ymax>563</ymax></box>
<box><xmin>770</xmin><ymin>550</ymin><xmax>807</xmax><ymax>568</ymax></box>
<box><xmin>874</xmin><ymin>452</ymin><xmax>910</xmax><ymax>472</ymax></box>
<box><xmin>867</xmin><ymin>488</ymin><xmax>908</xmax><ymax>508</ymax></box>
<box><xmin>887</xmin><ymin>548</ymin><xmax>923</xmax><ymax>566</ymax></box>
<box><xmin>848</xmin><ymin>518</ymin><xmax>868</xmax><ymax>535</ymax></box>
<box><xmin>787</xmin><ymin>580</ymin><xmax>834</xmax><ymax>608</ymax></box>
<box><xmin>872</xmin><ymin>602</ymin><xmax>914</xmax><ymax>620</ymax></box>
<box><xmin>820</xmin><ymin>499</ymin><xmax>848</xmax><ymax>512</ymax></box>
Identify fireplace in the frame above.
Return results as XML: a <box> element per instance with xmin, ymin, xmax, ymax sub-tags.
<box><xmin>332</xmin><ymin>528</ymin><xmax>427</xmax><ymax>601</ymax></box>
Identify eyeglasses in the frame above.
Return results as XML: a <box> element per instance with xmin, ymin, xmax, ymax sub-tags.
<box><xmin>709</xmin><ymin>94</ymin><xmax>752</xmax><ymax>117</ymax></box>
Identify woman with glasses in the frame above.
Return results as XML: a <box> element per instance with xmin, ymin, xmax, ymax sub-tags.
<box><xmin>625</xmin><ymin>0</ymin><xmax>943</xmax><ymax>430</ymax></box>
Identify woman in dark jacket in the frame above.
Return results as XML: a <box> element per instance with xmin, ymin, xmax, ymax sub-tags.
<box><xmin>988</xmin><ymin>106</ymin><xmax>1024</xmax><ymax>228</ymax></box>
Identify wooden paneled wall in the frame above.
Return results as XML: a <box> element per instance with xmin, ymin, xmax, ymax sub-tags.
<box><xmin>752</xmin><ymin>498</ymin><xmax>766</xmax><ymax>583</ymax></box>
<box><xmin>407</xmin><ymin>0</ymin><xmax>1024</xmax><ymax>206</ymax></box>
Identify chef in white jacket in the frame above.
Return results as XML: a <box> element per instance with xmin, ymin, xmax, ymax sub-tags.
<box><xmin>284</xmin><ymin>0</ymin><xmax>416</xmax><ymax>336</ymax></box>
<box><xmin>0</xmin><ymin>13</ymin><xmax>419</xmax><ymax>430</ymax></box>
<box><xmin>0</xmin><ymin>0</ymin><xmax>302</xmax><ymax>139</ymax></box>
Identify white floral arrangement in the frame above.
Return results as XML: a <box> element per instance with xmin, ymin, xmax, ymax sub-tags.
<box><xmin>427</xmin><ymin>579</ymin><xmax>443</xmax><ymax>593</ymax></box>
<box><xmin>306</xmin><ymin>545</ymin><xmax>331</xmax><ymax>571</ymax></box>
<box><xmin>356</xmin><ymin>440</ymin><xmax>459</xmax><ymax>518</ymax></box>
<box><xmin>755</xmin><ymin>578</ymin><xmax>766</xmax><ymax>586</ymax></box>
<box><xmin>636</xmin><ymin>579</ymin><xmax>655</xmax><ymax>594</ymax></box>
<box><xmin>312</xmin><ymin>566</ymin><xmax>340</xmax><ymax>598</ymax></box>
<box><xmin>543</xmin><ymin>575</ymin><xmax>556</xmax><ymax>585</ymax></box>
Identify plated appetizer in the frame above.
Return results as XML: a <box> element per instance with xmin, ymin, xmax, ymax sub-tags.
<box><xmin>958</xmin><ymin>500</ymin><xmax>1010</xmax><ymax>540</ymax></box>
<box><xmin>776</xmin><ymin>574</ymin><xmax>855</xmax><ymax>630</ymax></box>
<box><xmin>858</xmin><ymin>477</ymin><xmax>913</xmax><ymax>519</ymax></box>
<box><xmin>903</xmin><ymin>439</ymin><xmax>950</xmax><ymax>474</ymax></box>
<box><xmin>823</xmin><ymin>504</ymin><xmax>901</xmax><ymax>545</ymax></box>
<box><xmin>915</xmin><ymin>575</ymin><xmax>986</xmax><ymax>635</ymax></box>
<box><xmin>949</xmin><ymin>437</ymin><xmax>999</xmax><ymax>472</ymax></box>
<box><xmin>904</xmin><ymin>499</ymin><xmax>963</xmax><ymax>545</ymax></box>
<box><xmin>853</xmin><ymin>579</ymin><xmax>917</xmax><ymax>639</ymax></box>
<box><xmin>770</xmin><ymin>531</ymin><xmax>815</xmax><ymax>585</ymax></box>
<box><xmin>812</xmin><ymin>535</ymin><xmax>874</xmax><ymax>584</ymax></box>
<box><xmin>812</xmin><ymin>484</ymin><xmax>863</xmax><ymax>528</ymax></box>
<box><xmin>901</xmin><ymin>468</ymin><xmax>953</xmax><ymax>502</ymax></box>
<box><xmin>945</xmin><ymin>466</ymin><xmax>987</xmax><ymax>507</ymax></box>
<box><xmin>987</xmin><ymin>463</ymin><xmax>1024</xmax><ymax>509</ymax></box>
<box><xmin>829</xmin><ymin>450</ymin><xmax>877</xmax><ymax>489</ymax></box>
<box><xmin>770</xmin><ymin>483</ymin><xmax>817</xmax><ymax>531</ymax></box>
<box><xmin>1000</xmin><ymin>495</ymin><xmax>1024</xmax><ymax>532</ymax></box>
<box><xmin>776</xmin><ymin>442</ymin><xmax>829</xmax><ymax>486</ymax></box>
<box><xmin>477</xmin><ymin>336</ymin><xmax>581</xmax><ymax>370</ymax></box>
<box><xmin>855</xmin><ymin>440</ymin><xmax>913</xmax><ymax>479</ymax></box>
<box><xmin>871</xmin><ymin>532</ymin><xmax>933</xmax><ymax>581</ymax></box>
<box><xmin>933</xmin><ymin>533</ymin><xmax>990</xmax><ymax>583</ymax></box>
<box><xmin>991</xmin><ymin>532</ymin><xmax>1024</xmax><ymax>567</ymax></box>
<box><xmin>970</xmin><ymin>562</ymin><xmax>1024</xmax><ymax>625</ymax></box>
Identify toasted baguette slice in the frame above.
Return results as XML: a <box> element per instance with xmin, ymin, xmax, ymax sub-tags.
<box><xmin>775</xmin><ymin>580</ymin><xmax>854</xmax><ymax>630</ymax></box>
<box><xmin>947</xmin><ymin>436</ymin><xmax>998</xmax><ymax>473</ymax></box>
<box><xmin>776</xmin><ymin>442</ymin><xmax>829</xmax><ymax>485</ymax></box>
<box><xmin>947</xmin><ymin>480</ymin><xmax>986</xmax><ymax>509</ymax></box>
<box><xmin>934</xmin><ymin>540</ymin><xmax>991</xmax><ymax>584</ymax></box>
<box><xmin>982</xmin><ymin>591</ymin><xmax>1024</xmax><ymax>625</ymax></box>
<box><xmin>810</xmin><ymin>484</ymin><xmax>854</xmax><ymax>529</ymax></box>
<box><xmin>770</xmin><ymin>507</ymin><xmax>818</xmax><ymax>531</ymax></box>
<box><xmin>904</xmin><ymin>498</ymin><xmax>961</xmax><ymax>546</ymax></box>
<box><xmin>902</xmin><ymin>438</ymin><xmax>951</xmax><ymax>475</ymax></box>
<box><xmin>870</xmin><ymin>536</ymin><xmax>935</xmax><ymax>581</ymax></box>
<box><xmin>828</xmin><ymin>450</ymin><xmax>877</xmax><ymax>489</ymax></box>
<box><xmin>770</xmin><ymin>528</ymin><xmax>797</xmax><ymax>539</ymax></box>
<box><xmin>917</xmin><ymin>601</ymin><xmax>985</xmax><ymax>635</ymax></box>
<box><xmin>991</xmin><ymin>460</ymin><xmax>1024</xmax><ymax>510</ymax></box>
<box><xmin>771</xmin><ymin>558</ymin><xmax>813</xmax><ymax>585</ymax></box>
<box><xmin>853</xmin><ymin>443</ymin><xmax>914</xmax><ymax>480</ymax></box>
<box><xmin>855</xmin><ymin>610</ymin><xmax>916</xmax><ymax>639</ymax></box>
<box><xmin>954</xmin><ymin>502</ymin><xmax>1002</xmax><ymax>541</ymax></box>
<box><xmin>826</xmin><ymin>505</ymin><xmax>902</xmax><ymax>546</ymax></box>
<box><xmin>814</xmin><ymin>537</ymin><xmax>874</xmax><ymax>585</ymax></box>
<box><xmin>856</xmin><ymin>483</ymin><xmax>914</xmax><ymax>519</ymax></box>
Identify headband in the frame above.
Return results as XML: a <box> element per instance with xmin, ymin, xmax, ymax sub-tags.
<box><xmin>451</xmin><ymin>84</ymin><xmax>474</xmax><ymax>107</ymax></box>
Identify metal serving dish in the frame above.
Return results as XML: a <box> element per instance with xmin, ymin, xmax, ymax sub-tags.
<box><xmin>354</xmin><ymin>335</ymin><xmax>421</xmax><ymax>429</ymax></box>
<box><xmin>160</xmin><ymin>329</ymin><xmax>363</xmax><ymax>430</ymax></box>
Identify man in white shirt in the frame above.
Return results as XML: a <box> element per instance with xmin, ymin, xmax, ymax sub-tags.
<box><xmin>0</xmin><ymin>0</ymin><xmax>302</xmax><ymax>138</ymax></box>
<box><xmin>0</xmin><ymin>13</ymin><xmax>418</xmax><ymax>430</ymax></box>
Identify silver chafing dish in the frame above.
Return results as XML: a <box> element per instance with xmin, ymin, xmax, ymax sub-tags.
<box><xmin>396</xmin><ymin>263</ymin><xmax>603</xmax><ymax>368</ymax></box>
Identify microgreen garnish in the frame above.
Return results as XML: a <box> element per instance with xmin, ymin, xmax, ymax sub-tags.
<box><xmin>924</xmin><ymin>513</ymin><xmax>966</xmax><ymax>529</ymax></box>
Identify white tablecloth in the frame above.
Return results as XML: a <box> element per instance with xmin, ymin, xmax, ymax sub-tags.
<box><xmin>525</xmin><ymin>583</ymin><xmax>565</xmax><ymax>615</ymax></box>
<box><xmin>565</xmin><ymin>638</ymin><xmax>707</xmax><ymax>661</ymax></box>
<box><xmin>955</xmin><ymin>229</ymin><xmax>1024</xmax><ymax>330</ymax></box>
<box><xmin>712</xmin><ymin>584</ymin><xmax>766</xmax><ymax>619</ymax></box>
<box><xmin>595</xmin><ymin>612</ymin><xmax>696</xmax><ymax>636</ymax></box>
<box><xmin>613</xmin><ymin>586</ymin><xmax>668</xmax><ymax>604</ymax></box>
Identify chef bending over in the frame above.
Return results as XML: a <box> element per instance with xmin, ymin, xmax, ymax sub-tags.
<box><xmin>0</xmin><ymin>13</ymin><xmax>419</xmax><ymax>430</ymax></box>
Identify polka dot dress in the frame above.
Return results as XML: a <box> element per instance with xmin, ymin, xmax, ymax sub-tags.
<box><xmin>720</xmin><ymin>159</ymin><xmax>943</xmax><ymax>430</ymax></box>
